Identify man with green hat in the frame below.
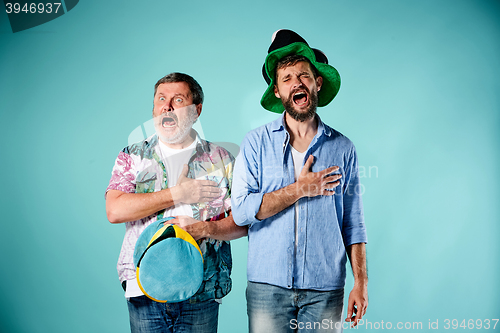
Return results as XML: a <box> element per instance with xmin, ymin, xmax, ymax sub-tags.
<box><xmin>232</xmin><ymin>30</ymin><xmax>368</xmax><ymax>332</ymax></box>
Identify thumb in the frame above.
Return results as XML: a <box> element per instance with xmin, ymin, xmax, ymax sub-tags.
<box><xmin>346</xmin><ymin>295</ymin><xmax>355</xmax><ymax>321</ymax></box>
<box><xmin>165</xmin><ymin>217</ymin><xmax>178</xmax><ymax>225</ymax></box>
<box><xmin>177</xmin><ymin>164</ymin><xmax>189</xmax><ymax>183</ymax></box>
<box><xmin>300</xmin><ymin>155</ymin><xmax>314</xmax><ymax>176</ymax></box>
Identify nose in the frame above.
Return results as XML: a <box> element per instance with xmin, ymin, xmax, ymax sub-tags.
<box><xmin>291</xmin><ymin>76</ymin><xmax>304</xmax><ymax>89</ymax></box>
<box><xmin>161</xmin><ymin>101</ymin><xmax>173</xmax><ymax>113</ymax></box>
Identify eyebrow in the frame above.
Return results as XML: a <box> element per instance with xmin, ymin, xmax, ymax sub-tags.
<box><xmin>280</xmin><ymin>73</ymin><xmax>291</xmax><ymax>81</ymax></box>
<box><xmin>280</xmin><ymin>71</ymin><xmax>311</xmax><ymax>81</ymax></box>
<box><xmin>157</xmin><ymin>93</ymin><xmax>188</xmax><ymax>99</ymax></box>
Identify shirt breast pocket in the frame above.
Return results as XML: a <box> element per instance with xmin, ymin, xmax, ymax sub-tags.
<box><xmin>136</xmin><ymin>171</ymin><xmax>157</xmax><ymax>193</ymax></box>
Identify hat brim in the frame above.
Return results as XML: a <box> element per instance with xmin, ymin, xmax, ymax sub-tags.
<box><xmin>260</xmin><ymin>42</ymin><xmax>341</xmax><ymax>114</ymax></box>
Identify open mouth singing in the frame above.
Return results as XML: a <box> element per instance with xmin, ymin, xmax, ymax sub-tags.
<box><xmin>292</xmin><ymin>89</ymin><xmax>309</xmax><ymax>107</ymax></box>
<box><xmin>161</xmin><ymin>113</ymin><xmax>177</xmax><ymax>128</ymax></box>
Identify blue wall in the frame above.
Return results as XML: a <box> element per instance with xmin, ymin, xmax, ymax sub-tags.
<box><xmin>0</xmin><ymin>0</ymin><xmax>498</xmax><ymax>332</ymax></box>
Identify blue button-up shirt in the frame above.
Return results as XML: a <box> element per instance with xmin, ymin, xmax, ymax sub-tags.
<box><xmin>231</xmin><ymin>114</ymin><xmax>367</xmax><ymax>290</ymax></box>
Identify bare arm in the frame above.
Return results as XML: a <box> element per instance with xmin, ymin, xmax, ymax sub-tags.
<box><xmin>345</xmin><ymin>242</ymin><xmax>368</xmax><ymax>327</ymax></box>
<box><xmin>256</xmin><ymin>155</ymin><xmax>342</xmax><ymax>220</ymax></box>
<box><xmin>256</xmin><ymin>183</ymin><xmax>301</xmax><ymax>220</ymax></box>
<box><xmin>169</xmin><ymin>211</ymin><xmax>248</xmax><ymax>241</ymax></box>
<box><xmin>106</xmin><ymin>189</ymin><xmax>176</xmax><ymax>223</ymax></box>
<box><xmin>106</xmin><ymin>165</ymin><xmax>221</xmax><ymax>224</ymax></box>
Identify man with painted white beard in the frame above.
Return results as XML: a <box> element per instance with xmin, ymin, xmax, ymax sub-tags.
<box><xmin>105</xmin><ymin>72</ymin><xmax>246</xmax><ymax>332</ymax></box>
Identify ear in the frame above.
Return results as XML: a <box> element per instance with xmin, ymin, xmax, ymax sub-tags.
<box><xmin>274</xmin><ymin>85</ymin><xmax>281</xmax><ymax>99</ymax></box>
<box><xmin>316</xmin><ymin>76</ymin><xmax>323</xmax><ymax>92</ymax></box>
<box><xmin>195</xmin><ymin>104</ymin><xmax>202</xmax><ymax>117</ymax></box>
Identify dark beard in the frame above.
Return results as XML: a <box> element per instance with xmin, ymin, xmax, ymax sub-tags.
<box><xmin>282</xmin><ymin>88</ymin><xmax>318</xmax><ymax>122</ymax></box>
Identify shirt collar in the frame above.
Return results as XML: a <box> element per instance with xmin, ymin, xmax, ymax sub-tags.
<box><xmin>316</xmin><ymin>114</ymin><xmax>332</xmax><ymax>137</ymax></box>
<box><xmin>193</xmin><ymin>130</ymin><xmax>210</xmax><ymax>154</ymax></box>
<box><xmin>270</xmin><ymin>113</ymin><xmax>286</xmax><ymax>132</ymax></box>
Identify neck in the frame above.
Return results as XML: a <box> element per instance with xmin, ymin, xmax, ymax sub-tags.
<box><xmin>284</xmin><ymin>112</ymin><xmax>318</xmax><ymax>138</ymax></box>
<box><xmin>284</xmin><ymin>112</ymin><xmax>318</xmax><ymax>153</ymax></box>
<box><xmin>159</xmin><ymin>129</ymin><xmax>196</xmax><ymax>149</ymax></box>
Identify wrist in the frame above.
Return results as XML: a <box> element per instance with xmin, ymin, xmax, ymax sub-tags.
<box><xmin>354</xmin><ymin>277</ymin><xmax>368</xmax><ymax>287</ymax></box>
<box><xmin>169</xmin><ymin>185</ymin><xmax>184</xmax><ymax>205</ymax></box>
<box><xmin>287</xmin><ymin>182</ymin><xmax>302</xmax><ymax>201</ymax></box>
<box><xmin>202</xmin><ymin>221</ymin><xmax>214</xmax><ymax>239</ymax></box>
<box><xmin>183</xmin><ymin>220</ymin><xmax>207</xmax><ymax>241</ymax></box>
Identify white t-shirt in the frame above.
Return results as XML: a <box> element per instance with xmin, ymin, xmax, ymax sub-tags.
<box><xmin>290</xmin><ymin>146</ymin><xmax>306</xmax><ymax>255</ymax></box>
<box><xmin>158</xmin><ymin>138</ymin><xmax>198</xmax><ymax>218</ymax></box>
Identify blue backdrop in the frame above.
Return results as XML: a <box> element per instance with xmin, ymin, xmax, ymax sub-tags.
<box><xmin>0</xmin><ymin>0</ymin><xmax>499</xmax><ymax>332</ymax></box>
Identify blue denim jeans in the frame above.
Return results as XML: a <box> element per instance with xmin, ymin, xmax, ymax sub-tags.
<box><xmin>246</xmin><ymin>282</ymin><xmax>344</xmax><ymax>333</ymax></box>
<box><xmin>127</xmin><ymin>295</ymin><xmax>219</xmax><ymax>333</ymax></box>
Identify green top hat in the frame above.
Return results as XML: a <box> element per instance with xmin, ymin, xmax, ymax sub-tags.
<box><xmin>261</xmin><ymin>29</ymin><xmax>341</xmax><ymax>113</ymax></box>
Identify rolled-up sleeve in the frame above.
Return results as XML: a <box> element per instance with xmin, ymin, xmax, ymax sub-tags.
<box><xmin>105</xmin><ymin>149</ymin><xmax>136</xmax><ymax>196</ymax></box>
<box><xmin>231</xmin><ymin>136</ymin><xmax>265</xmax><ymax>226</ymax></box>
<box><xmin>341</xmin><ymin>146</ymin><xmax>368</xmax><ymax>246</ymax></box>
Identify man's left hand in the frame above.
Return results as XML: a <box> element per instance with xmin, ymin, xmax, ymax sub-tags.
<box><xmin>168</xmin><ymin>216</ymin><xmax>206</xmax><ymax>240</ymax></box>
<box><xmin>345</xmin><ymin>283</ymin><xmax>368</xmax><ymax>327</ymax></box>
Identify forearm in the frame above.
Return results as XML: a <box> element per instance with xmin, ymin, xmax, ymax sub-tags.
<box><xmin>106</xmin><ymin>189</ymin><xmax>177</xmax><ymax>224</ymax></box>
<box><xmin>255</xmin><ymin>182</ymin><xmax>301</xmax><ymax>220</ymax></box>
<box><xmin>255</xmin><ymin>156</ymin><xmax>341</xmax><ymax>221</ymax></box>
<box><xmin>346</xmin><ymin>243</ymin><xmax>368</xmax><ymax>286</ymax></box>
<box><xmin>184</xmin><ymin>213</ymin><xmax>248</xmax><ymax>241</ymax></box>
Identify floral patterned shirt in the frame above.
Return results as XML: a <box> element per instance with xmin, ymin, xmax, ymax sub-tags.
<box><xmin>106</xmin><ymin>133</ymin><xmax>235</xmax><ymax>302</ymax></box>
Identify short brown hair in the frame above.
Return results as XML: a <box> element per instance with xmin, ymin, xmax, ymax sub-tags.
<box><xmin>154</xmin><ymin>73</ymin><xmax>204</xmax><ymax>105</ymax></box>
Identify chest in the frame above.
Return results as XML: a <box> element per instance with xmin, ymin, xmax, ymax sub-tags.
<box><xmin>257</xmin><ymin>140</ymin><xmax>348</xmax><ymax>191</ymax></box>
